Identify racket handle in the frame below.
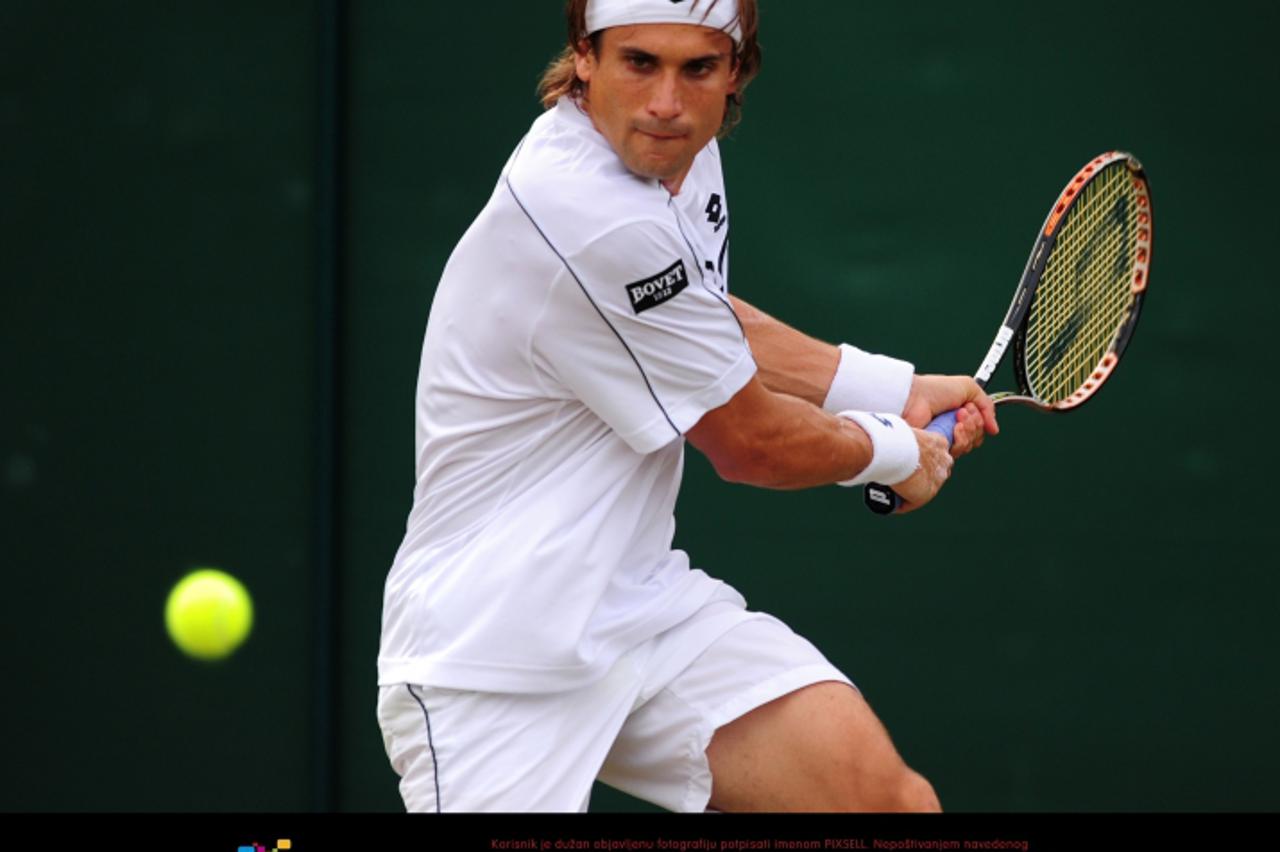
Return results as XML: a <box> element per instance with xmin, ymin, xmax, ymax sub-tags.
<box><xmin>863</xmin><ymin>410</ymin><xmax>958</xmax><ymax>515</ymax></box>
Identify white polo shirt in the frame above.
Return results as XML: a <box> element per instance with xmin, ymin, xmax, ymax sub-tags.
<box><xmin>378</xmin><ymin>98</ymin><xmax>757</xmax><ymax>693</ymax></box>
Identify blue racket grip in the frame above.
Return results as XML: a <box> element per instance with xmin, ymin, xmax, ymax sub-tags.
<box><xmin>863</xmin><ymin>410</ymin><xmax>958</xmax><ymax>515</ymax></box>
<box><xmin>923</xmin><ymin>409</ymin><xmax>958</xmax><ymax>445</ymax></box>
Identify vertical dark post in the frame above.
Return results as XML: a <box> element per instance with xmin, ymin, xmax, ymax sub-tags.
<box><xmin>313</xmin><ymin>0</ymin><xmax>345</xmax><ymax>813</ymax></box>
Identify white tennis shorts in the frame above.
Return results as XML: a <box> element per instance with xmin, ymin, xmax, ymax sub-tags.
<box><xmin>376</xmin><ymin>600</ymin><xmax>853</xmax><ymax>812</ymax></box>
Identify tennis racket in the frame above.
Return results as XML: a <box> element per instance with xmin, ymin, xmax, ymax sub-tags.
<box><xmin>864</xmin><ymin>150</ymin><xmax>1152</xmax><ymax>515</ymax></box>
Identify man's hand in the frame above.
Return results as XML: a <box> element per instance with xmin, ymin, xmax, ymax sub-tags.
<box><xmin>889</xmin><ymin>428</ymin><xmax>954</xmax><ymax>513</ymax></box>
<box><xmin>902</xmin><ymin>374</ymin><xmax>999</xmax><ymax>458</ymax></box>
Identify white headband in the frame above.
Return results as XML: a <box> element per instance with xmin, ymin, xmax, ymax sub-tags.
<box><xmin>585</xmin><ymin>0</ymin><xmax>743</xmax><ymax>45</ymax></box>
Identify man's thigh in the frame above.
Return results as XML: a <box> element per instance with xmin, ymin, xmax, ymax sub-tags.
<box><xmin>599</xmin><ymin>611</ymin><xmax>855</xmax><ymax>812</ymax></box>
<box><xmin>705</xmin><ymin>680</ymin><xmax>936</xmax><ymax>812</ymax></box>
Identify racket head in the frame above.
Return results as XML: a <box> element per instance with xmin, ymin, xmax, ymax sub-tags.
<box><xmin>1010</xmin><ymin>152</ymin><xmax>1152</xmax><ymax>411</ymax></box>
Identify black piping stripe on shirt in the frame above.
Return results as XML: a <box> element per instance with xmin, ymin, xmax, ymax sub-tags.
<box><xmin>666</xmin><ymin>197</ymin><xmax>747</xmax><ymax>341</ymax></box>
<box><xmin>505</xmin><ymin>173</ymin><xmax>682</xmax><ymax>441</ymax></box>
<box><xmin>406</xmin><ymin>684</ymin><xmax>442</xmax><ymax>813</ymax></box>
<box><xmin>666</xmin><ymin>197</ymin><xmax>707</xmax><ymax>286</ymax></box>
<box><xmin>714</xmin><ymin>178</ymin><xmax>732</xmax><ymax>275</ymax></box>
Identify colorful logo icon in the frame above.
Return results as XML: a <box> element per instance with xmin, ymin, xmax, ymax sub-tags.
<box><xmin>237</xmin><ymin>842</ymin><xmax>291</xmax><ymax>852</ymax></box>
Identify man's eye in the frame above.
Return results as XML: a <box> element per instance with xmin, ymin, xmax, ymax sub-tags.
<box><xmin>626</xmin><ymin>56</ymin><xmax>654</xmax><ymax>70</ymax></box>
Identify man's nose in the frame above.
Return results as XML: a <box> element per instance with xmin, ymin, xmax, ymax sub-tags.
<box><xmin>647</xmin><ymin>73</ymin><xmax>683</xmax><ymax>120</ymax></box>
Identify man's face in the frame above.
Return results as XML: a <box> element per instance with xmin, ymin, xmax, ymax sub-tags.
<box><xmin>575</xmin><ymin>24</ymin><xmax>738</xmax><ymax>194</ymax></box>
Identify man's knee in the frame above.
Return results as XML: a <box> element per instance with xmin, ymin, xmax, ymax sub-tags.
<box><xmin>828</xmin><ymin>763</ymin><xmax>940</xmax><ymax>812</ymax></box>
<box><xmin>886</xmin><ymin>768</ymin><xmax>941</xmax><ymax>813</ymax></box>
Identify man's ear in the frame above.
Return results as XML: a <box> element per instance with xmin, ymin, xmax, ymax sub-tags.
<box><xmin>573</xmin><ymin>39</ymin><xmax>595</xmax><ymax>84</ymax></box>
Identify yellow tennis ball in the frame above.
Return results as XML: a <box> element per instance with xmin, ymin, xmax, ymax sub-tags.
<box><xmin>164</xmin><ymin>568</ymin><xmax>254</xmax><ymax>661</ymax></box>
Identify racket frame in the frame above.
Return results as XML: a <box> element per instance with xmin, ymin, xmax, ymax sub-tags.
<box><xmin>978</xmin><ymin>150</ymin><xmax>1152</xmax><ymax>411</ymax></box>
<box><xmin>863</xmin><ymin>151</ymin><xmax>1152</xmax><ymax>515</ymax></box>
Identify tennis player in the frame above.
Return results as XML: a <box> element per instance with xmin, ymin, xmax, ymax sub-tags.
<box><xmin>376</xmin><ymin>0</ymin><xmax>998</xmax><ymax>813</ymax></box>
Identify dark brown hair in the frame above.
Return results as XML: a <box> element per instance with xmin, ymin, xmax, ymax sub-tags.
<box><xmin>537</xmin><ymin>0</ymin><xmax>762</xmax><ymax>138</ymax></box>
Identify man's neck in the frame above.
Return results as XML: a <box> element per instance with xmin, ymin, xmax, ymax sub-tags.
<box><xmin>662</xmin><ymin>171</ymin><xmax>690</xmax><ymax>196</ymax></box>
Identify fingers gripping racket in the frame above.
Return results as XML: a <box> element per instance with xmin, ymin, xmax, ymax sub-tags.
<box><xmin>864</xmin><ymin>151</ymin><xmax>1152</xmax><ymax>514</ymax></box>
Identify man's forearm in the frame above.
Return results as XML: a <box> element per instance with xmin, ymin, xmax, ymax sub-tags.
<box><xmin>687</xmin><ymin>376</ymin><xmax>904</xmax><ymax>490</ymax></box>
<box><xmin>731</xmin><ymin>294</ymin><xmax>916</xmax><ymax>418</ymax></box>
<box><xmin>729</xmin><ymin>295</ymin><xmax>839</xmax><ymax>406</ymax></box>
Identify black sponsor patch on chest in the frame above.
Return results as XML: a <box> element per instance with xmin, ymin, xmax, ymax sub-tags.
<box><xmin>625</xmin><ymin>259</ymin><xmax>688</xmax><ymax>314</ymax></box>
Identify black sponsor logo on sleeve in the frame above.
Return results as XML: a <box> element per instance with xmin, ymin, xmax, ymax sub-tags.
<box><xmin>625</xmin><ymin>259</ymin><xmax>688</xmax><ymax>314</ymax></box>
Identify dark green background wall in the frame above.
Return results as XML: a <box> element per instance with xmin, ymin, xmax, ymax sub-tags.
<box><xmin>3</xmin><ymin>1</ymin><xmax>1277</xmax><ymax>812</ymax></box>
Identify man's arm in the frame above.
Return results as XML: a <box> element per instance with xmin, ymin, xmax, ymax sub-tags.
<box><xmin>686</xmin><ymin>375</ymin><xmax>954</xmax><ymax>512</ymax></box>
<box><xmin>728</xmin><ymin>296</ymin><xmax>839</xmax><ymax>406</ymax></box>
<box><xmin>729</xmin><ymin>294</ymin><xmax>999</xmax><ymax>448</ymax></box>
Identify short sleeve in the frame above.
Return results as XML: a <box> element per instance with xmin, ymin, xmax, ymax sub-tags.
<box><xmin>532</xmin><ymin>219</ymin><xmax>757</xmax><ymax>454</ymax></box>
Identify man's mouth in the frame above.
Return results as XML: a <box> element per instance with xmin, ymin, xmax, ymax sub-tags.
<box><xmin>636</xmin><ymin>127</ymin><xmax>687</xmax><ymax>141</ymax></box>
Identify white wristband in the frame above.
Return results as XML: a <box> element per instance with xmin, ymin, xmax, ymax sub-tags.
<box><xmin>823</xmin><ymin>343</ymin><xmax>915</xmax><ymax>416</ymax></box>
<box><xmin>836</xmin><ymin>411</ymin><xmax>919</xmax><ymax>487</ymax></box>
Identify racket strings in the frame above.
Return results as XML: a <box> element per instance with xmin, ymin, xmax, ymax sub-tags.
<box><xmin>1023</xmin><ymin>164</ymin><xmax>1139</xmax><ymax>404</ymax></box>
<box><xmin>1050</xmin><ymin>193</ymin><xmax>1133</xmax><ymax>391</ymax></box>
